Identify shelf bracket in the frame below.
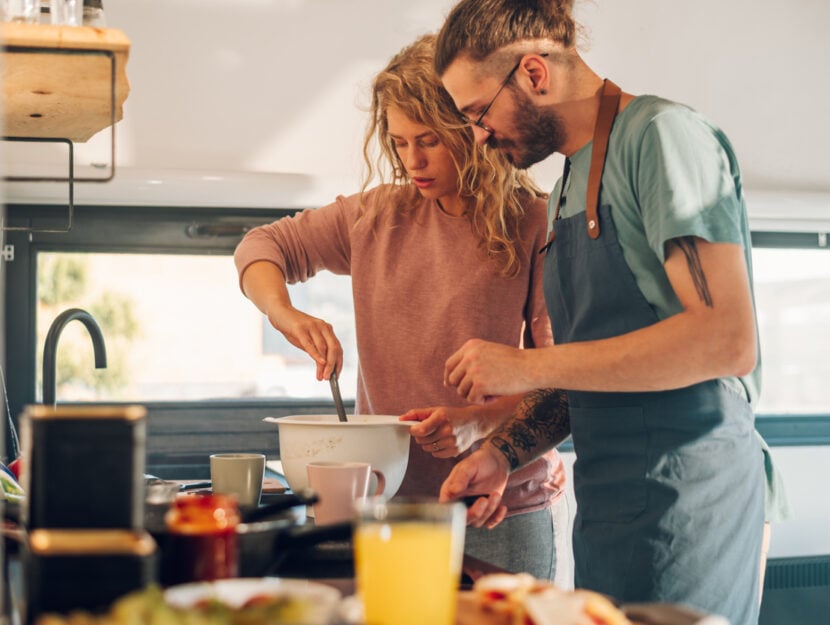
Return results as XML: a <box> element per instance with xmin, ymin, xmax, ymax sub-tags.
<box><xmin>2</xmin><ymin>45</ymin><xmax>118</xmax><ymax>233</ymax></box>
<box><xmin>2</xmin><ymin>136</ymin><xmax>74</xmax><ymax>233</ymax></box>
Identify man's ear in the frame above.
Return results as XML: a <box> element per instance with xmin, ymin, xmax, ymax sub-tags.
<box><xmin>521</xmin><ymin>55</ymin><xmax>550</xmax><ymax>95</ymax></box>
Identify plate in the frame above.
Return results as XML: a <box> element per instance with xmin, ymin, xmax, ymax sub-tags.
<box><xmin>454</xmin><ymin>591</ymin><xmax>728</xmax><ymax>625</ymax></box>
<box><xmin>164</xmin><ymin>577</ymin><xmax>342</xmax><ymax>625</ymax></box>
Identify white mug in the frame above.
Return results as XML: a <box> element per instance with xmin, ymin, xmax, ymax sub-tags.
<box><xmin>306</xmin><ymin>461</ymin><xmax>385</xmax><ymax>525</ymax></box>
<box><xmin>210</xmin><ymin>452</ymin><xmax>266</xmax><ymax>509</ymax></box>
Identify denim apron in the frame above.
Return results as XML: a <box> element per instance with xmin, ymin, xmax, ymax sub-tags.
<box><xmin>542</xmin><ymin>80</ymin><xmax>764</xmax><ymax>625</ymax></box>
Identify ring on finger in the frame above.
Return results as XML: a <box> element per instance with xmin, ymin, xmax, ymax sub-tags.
<box><xmin>432</xmin><ymin>442</ymin><xmax>439</xmax><ymax>452</ymax></box>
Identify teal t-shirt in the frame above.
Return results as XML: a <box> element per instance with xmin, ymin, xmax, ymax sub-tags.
<box><xmin>549</xmin><ymin>94</ymin><xmax>762</xmax><ymax>406</ymax></box>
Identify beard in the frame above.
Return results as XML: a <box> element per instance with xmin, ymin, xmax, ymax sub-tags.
<box><xmin>487</xmin><ymin>87</ymin><xmax>566</xmax><ymax>169</ymax></box>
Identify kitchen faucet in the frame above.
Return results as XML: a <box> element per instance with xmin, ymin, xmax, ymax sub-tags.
<box><xmin>42</xmin><ymin>308</ymin><xmax>108</xmax><ymax>406</ymax></box>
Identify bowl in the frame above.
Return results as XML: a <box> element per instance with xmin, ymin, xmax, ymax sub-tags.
<box><xmin>165</xmin><ymin>577</ymin><xmax>341</xmax><ymax>625</ymax></box>
<box><xmin>263</xmin><ymin>415</ymin><xmax>412</xmax><ymax>498</ymax></box>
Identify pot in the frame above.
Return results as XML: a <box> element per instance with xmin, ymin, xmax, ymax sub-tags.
<box><xmin>145</xmin><ymin>491</ymin><xmax>353</xmax><ymax>581</ymax></box>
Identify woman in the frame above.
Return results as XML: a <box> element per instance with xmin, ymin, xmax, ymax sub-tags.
<box><xmin>234</xmin><ymin>34</ymin><xmax>569</xmax><ymax>583</ymax></box>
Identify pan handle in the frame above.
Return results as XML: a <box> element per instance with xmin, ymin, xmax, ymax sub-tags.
<box><xmin>241</xmin><ymin>488</ymin><xmax>319</xmax><ymax>523</ymax></box>
<box><xmin>264</xmin><ymin>520</ymin><xmax>353</xmax><ymax>576</ymax></box>
<box><xmin>281</xmin><ymin>520</ymin><xmax>353</xmax><ymax>547</ymax></box>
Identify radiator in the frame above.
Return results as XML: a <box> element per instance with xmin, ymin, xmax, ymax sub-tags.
<box><xmin>760</xmin><ymin>555</ymin><xmax>830</xmax><ymax>625</ymax></box>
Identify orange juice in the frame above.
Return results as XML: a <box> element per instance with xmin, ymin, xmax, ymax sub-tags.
<box><xmin>355</xmin><ymin>520</ymin><xmax>462</xmax><ymax>625</ymax></box>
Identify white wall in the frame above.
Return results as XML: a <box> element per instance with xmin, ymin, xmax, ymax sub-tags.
<box><xmin>9</xmin><ymin>0</ymin><xmax>830</xmax><ymax>208</ymax></box>
<box><xmin>765</xmin><ymin>447</ymin><xmax>830</xmax><ymax>558</ymax></box>
<box><xmin>106</xmin><ymin>0</ymin><xmax>827</xmax><ymax>191</ymax></box>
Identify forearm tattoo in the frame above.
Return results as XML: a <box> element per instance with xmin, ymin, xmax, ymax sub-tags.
<box><xmin>671</xmin><ymin>236</ymin><xmax>713</xmax><ymax>307</ymax></box>
<box><xmin>488</xmin><ymin>388</ymin><xmax>570</xmax><ymax>470</ymax></box>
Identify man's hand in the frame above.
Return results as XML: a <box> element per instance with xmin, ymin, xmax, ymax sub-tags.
<box><xmin>444</xmin><ymin>339</ymin><xmax>537</xmax><ymax>404</ymax></box>
<box><xmin>439</xmin><ymin>444</ymin><xmax>510</xmax><ymax>529</ymax></box>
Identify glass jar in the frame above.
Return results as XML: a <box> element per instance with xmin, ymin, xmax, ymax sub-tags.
<box><xmin>81</xmin><ymin>0</ymin><xmax>104</xmax><ymax>26</ymax></box>
<box><xmin>163</xmin><ymin>493</ymin><xmax>240</xmax><ymax>586</ymax></box>
<box><xmin>2</xmin><ymin>0</ymin><xmax>40</xmax><ymax>24</ymax></box>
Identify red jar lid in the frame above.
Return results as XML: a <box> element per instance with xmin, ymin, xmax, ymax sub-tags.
<box><xmin>165</xmin><ymin>493</ymin><xmax>240</xmax><ymax>534</ymax></box>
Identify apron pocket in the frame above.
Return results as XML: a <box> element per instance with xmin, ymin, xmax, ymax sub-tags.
<box><xmin>570</xmin><ymin>403</ymin><xmax>648</xmax><ymax>523</ymax></box>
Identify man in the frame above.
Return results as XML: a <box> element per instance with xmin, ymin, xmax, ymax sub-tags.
<box><xmin>433</xmin><ymin>2</ymin><xmax>765</xmax><ymax>624</ymax></box>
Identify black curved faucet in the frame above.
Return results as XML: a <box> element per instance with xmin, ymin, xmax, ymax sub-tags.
<box><xmin>42</xmin><ymin>308</ymin><xmax>108</xmax><ymax>406</ymax></box>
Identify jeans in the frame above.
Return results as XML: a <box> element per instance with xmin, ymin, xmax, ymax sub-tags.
<box><xmin>463</xmin><ymin>495</ymin><xmax>572</xmax><ymax>584</ymax></box>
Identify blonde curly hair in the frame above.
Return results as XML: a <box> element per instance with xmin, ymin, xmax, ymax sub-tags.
<box><xmin>360</xmin><ymin>34</ymin><xmax>546</xmax><ymax>278</ymax></box>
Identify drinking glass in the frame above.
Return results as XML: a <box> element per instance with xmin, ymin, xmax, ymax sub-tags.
<box><xmin>1</xmin><ymin>0</ymin><xmax>39</xmax><ymax>23</ymax></box>
<box><xmin>49</xmin><ymin>0</ymin><xmax>81</xmax><ymax>25</ymax></box>
<box><xmin>353</xmin><ymin>498</ymin><xmax>466</xmax><ymax>625</ymax></box>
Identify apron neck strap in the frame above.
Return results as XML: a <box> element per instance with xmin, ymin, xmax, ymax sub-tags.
<box><xmin>586</xmin><ymin>78</ymin><xmax>622</xmax><ymax>239</ymax></box>
<box><xmin>541</xmin><ymin>78</ymin><xmax>621</xmax><ymax>253</ymax></box>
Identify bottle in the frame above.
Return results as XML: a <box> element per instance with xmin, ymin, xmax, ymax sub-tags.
<box><xmin>82</xmin><ymin>0</ymin><xmax>104</xmax><ymax>26</ymax></box>
<box><xmin>163</xmin><ymin>493</ymin><xmax>240</xmax><ymax>586</ymax></box>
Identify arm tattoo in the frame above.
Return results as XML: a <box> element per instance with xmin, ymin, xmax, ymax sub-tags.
<box><xmin>487</xmin><ymin>388</ymin><xmax>570</xmax><ymax>470</ymax></box>
<box><xmin>671</xmin><ymin>236</ymin><xmax>713</xmax><ymax>307</ymax></box>
<box><xmin>490</xmin><ymin>436</ymin><xmax>520</xmax><ymax>470</ymax></box>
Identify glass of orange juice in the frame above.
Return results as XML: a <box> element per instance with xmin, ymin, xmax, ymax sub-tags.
<box><xmin>353</xmin><ymin>497</ymin><xmax>466</xmax><ymax>625</ymax></box>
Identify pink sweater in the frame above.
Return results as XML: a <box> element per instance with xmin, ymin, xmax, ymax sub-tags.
<box><xmin>235</xmin><ymin>186</ymin><xmax>565</xmax><ymax>515</ymax></box>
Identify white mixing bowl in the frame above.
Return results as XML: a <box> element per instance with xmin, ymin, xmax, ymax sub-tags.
<box><xmin>263</xmin><ymin>415</ymin><xmax>413</xmax><ymax>497</ymax></box>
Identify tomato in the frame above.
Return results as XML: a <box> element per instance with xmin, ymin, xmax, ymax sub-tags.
<box><xmin>483</xmin><ymin>590</ymin><xmax>508</xmax><ymax>602</ymax></box>
<box><xmin>242</xmin><ymin>593</ymin><xmax>278</xmax><ymax>608</ymax></box>
<box><xmin>8</xmin><ymin>458</ymin><xmax>23</xmax><ymax>481</ymax></box>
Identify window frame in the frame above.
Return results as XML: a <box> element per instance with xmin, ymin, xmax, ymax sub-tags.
<box><xmin>4</xmin><ymin>204</ymin><xmax>829</xmax><ymax>471</ymax></box>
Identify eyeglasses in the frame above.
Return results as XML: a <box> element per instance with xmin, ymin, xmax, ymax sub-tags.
<box><xmin>460</xmin><ymin>60</ymin><xmax>522</xmax><ymax>135</ymax></box>
<box><xmin>460</xmin><ymin>53</ymin><xmax>549</xmax><ymax>135</ymax></box>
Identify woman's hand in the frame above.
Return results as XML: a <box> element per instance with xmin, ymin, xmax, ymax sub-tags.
<box><xmin>240</xmin><ymin>261</ymin><xmax>343</xmax><ymax>381</ymax></box>
<box><xmin>400</xmin><ymin>405</ymin><xmax>490</xmax><ymax>458</ymax></box>
<box><xmin>267</xmin><ymin>304</ymin><xmax>343</xmax><ymax>380</ymax></box>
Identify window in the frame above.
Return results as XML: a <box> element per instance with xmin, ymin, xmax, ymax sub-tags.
<box><xmin>34</xmin><ymin>251</ymin><xmax>357</xmax><ymax>403</ymax></box>
<box><xmin>4</xmin><ymin>205</ymin><xmax>829</xmax><ymax>471</ymax></box>
<box><xmin>752</xmin><ymin>245</ymin><xmax>830</xmax><ymax>415</ymax></box>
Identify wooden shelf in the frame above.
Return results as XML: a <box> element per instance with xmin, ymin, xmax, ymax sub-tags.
<box><xmin>1</xmin><ymin>23</ymin><xmax>130</xmax><ymax>142</ymax></box>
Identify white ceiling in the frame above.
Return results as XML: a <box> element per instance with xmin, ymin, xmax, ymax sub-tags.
<box><xmin>6</xmin><ymin>0</ymin><xmax>830</xmax><ymax>210</ymax></box>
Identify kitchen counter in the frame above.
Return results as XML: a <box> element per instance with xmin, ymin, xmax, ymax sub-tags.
<box><xmin>2</xmin><ymin>481</ymin><xmax>505</xmax><ymax>622</ymax></box>
<box><xmin>3</xmin><ymin>543</ymin><xmax>719</xmax><ymax>625</ymax></box>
